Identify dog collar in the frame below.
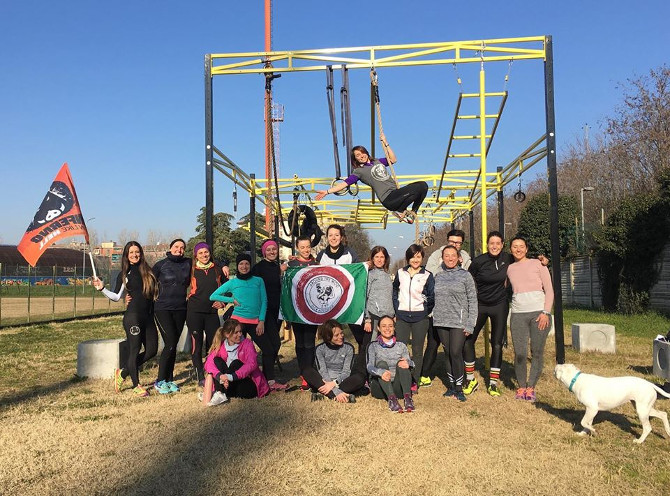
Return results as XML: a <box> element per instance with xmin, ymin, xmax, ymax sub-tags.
<box><xmin>568</xmin><ymin>371</ymin><xmax>582</xmax><ymax>392</ymax></box>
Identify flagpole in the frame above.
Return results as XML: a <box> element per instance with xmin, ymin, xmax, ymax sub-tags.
<box><xmin>88</xmin><ymin>249</ymin><xmax>98</xmax><ymax>280</ymax></box>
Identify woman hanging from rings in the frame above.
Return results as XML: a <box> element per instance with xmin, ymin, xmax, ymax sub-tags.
<box><xmin>315</xmin><ymin>136</ymin><xmax>428</xmax><ymax>224</ymax></box>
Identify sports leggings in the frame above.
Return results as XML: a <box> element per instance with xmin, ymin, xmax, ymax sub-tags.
<box><xmin>154</xmin><ymin>309</ymin><xmax>186</xmax><ymax>382</ymax></box>
<box><xmin>301</xmin><ymin>365</ymin><xmax>366</xmax><ymax>397</ymax></box>
<box><xmin>463</xmin><ymin>300</ymin><xmax>509</xmax><ymax>370</ymax></box>
<box><xmin>381</xmin><ymin>181</ymin><xmax>429</xmax><ymax>213</ymax></box>
<box><xmin>122</xmin><ymin>312</ymin><xmax>158</xmax><ymax>387</ymax></box>
<box><xmin>212</xmin><ymin>357</ymin><xmax>257</xmax><ymax>399</ymax></box>
<box><xmin>349</xmin><ymin>322</ymin><xmax>372</xmax><ymax>376</ymax></box>
<box><xmin>291</xmin><ymin>323</ymin><xmax>318</xmax><ymax>373</ymax></box>
<box><xmin>369</xmin><ymin>360</ymin><xmax>412</xmax><ymax>399</ymax></box>
<box><xmin>241</xmin><ymin>321</ymin><xmax>281</xmax><ymax>382</ymax></box>
<box><xmin>510</xmin><ymin>311</ymin><xmax>549</xmax><ymax>388</ymax></box>
<box><xmin>435</xmin><ymin>327</ymin><xmax>467</xmax><ymax>390</ymax></box>
<box><xmin>421</xmin><ymin>318</ymin><xmax>441</xmax><ymax>377</ymax></box>
<box><xmin>394</xmin><ymin>318</ymin><xmax>430</xmax><ymax>385</ymax></box>
<box><xmin>258</xmin><ymin>306</ymin><xmax>282</xmax><ymax>381</ymax></box>
<box><xmin>187</xmin><ymin>311</ymin><xmax>221</xmax><ymax>382</ymax></box>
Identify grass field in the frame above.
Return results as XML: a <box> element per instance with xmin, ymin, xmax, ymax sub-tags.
<box><xmin>1</xmin><ymin>309</ymin><xmax>669</xmax><ymax>495</ymax></box>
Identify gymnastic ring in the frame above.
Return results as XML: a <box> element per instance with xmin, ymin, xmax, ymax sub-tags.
<box><xmin>330</xmin><ymin>179</ymin><xmax>358</xmax><ymax>197</ymax></box>
<box><xmin>514</xmin><ymin>191</ymin><xmax>526</xmax><ymax>203</ymax></box>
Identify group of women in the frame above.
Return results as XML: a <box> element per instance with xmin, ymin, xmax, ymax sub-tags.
<box><xmin>92</xmin><ymin>222</ymin><xmax>553</xmax><ymax>413</ymax></box>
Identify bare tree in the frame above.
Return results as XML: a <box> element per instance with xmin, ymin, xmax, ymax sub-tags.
<box><xmin>118</xmin><ymin>229</ymin><xmax>140</xmax><ymax>247</ymax></box>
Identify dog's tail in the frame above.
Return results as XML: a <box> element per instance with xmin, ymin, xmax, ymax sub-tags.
<box><xmin>651</xmin><ymin>383</ymin><xmax>670</xmax><ymax>399</ymax></box>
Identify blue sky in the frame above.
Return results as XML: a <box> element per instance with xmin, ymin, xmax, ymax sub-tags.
<box><xmin>1</xmin><ymin>1</ymin><xmax>667</xmax><ymax>262</ymax></box>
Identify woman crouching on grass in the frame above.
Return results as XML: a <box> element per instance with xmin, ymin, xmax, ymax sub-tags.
<box><xmin>366</xmin><ymin>316</ymin><xmax>415</xmax><ymax>413</ymax></box>
<box><xmin>202</xmin><ymin>319</ymin><xmax>270</xmax><ymax>406</ymax></box>
<box><xmin>301</xmin><ymin>319</ymin><xmax>366</xmax><ymax>403</ymax></box>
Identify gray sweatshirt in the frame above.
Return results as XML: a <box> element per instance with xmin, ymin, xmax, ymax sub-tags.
<box><xmin>314</xmin><ymin>341</ymin><xmax>355</xmax><ymax>396</ymax></box>
<box><xmin>432</xmin><ymin>265</ymin><xmax>478</xmax><ymax>333</ymax></box>
<box><xmin>365</xmin><ymin>268</ymin><xmax>395</xmax><ymax>319</ymax></box>
<box><xmin>366</xmin><ymin>339</ymin><xmax>414</xmax><ymax>380</ymax></box>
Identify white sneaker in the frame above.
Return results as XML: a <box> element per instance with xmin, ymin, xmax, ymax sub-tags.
<box><xmin>197</xmin><ymin>392</ymin><xmax>204</xmax><ymax>402</ymax></box>
<box><xmin>207</xmin><ymin>391</ymin><xmax>228</xmax><ymax>407</ymax></box>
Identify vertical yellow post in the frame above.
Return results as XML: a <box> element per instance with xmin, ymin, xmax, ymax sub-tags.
<box><xmin>479</xmin><ymin>66</ymin><xmax>487</xmax><ymax>251</ymax></box>
<box><xmin>480</xmin><ymin>65</ymin><xmax>491</xmax><ymax>371</ymax></box>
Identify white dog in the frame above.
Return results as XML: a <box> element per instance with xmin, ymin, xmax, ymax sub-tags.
<box><xmin>554</xmin><ymin>363</ymin><xmax>670</xmax><ymax>443</ymax></box>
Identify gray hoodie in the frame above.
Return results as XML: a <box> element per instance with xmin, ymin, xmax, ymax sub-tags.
<box><xmin>432</xmin><ymin>265</ymin><xmax>478</xmax><ymax>333</ymax></box>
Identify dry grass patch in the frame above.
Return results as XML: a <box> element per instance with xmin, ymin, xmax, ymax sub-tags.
<box><xmin>1</xmin><ymin>311</ymin><xmax>669</xmax><ymax>495</ymax></box>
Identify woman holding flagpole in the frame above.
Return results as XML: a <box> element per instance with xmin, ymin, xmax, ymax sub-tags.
<box><xmin>93</xmin><ymin>241</ymin><xmax>158</xmax><ymax>397</ymax></box>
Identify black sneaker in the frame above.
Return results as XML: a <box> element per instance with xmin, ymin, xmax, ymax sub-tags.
<box><xmin>310</xmin><ymin>392</ymin><xmax>324</xmax><ymax>402</ymax></box>
<box><xmin>348</xmin><ymin>394</ymin><xmax>356</xmax><ymax>403</ymax></box>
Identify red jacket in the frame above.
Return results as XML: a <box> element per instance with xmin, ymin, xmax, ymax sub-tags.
<box><xmin>204</xmin><ymin>337</ymin><xmax>269</xmax><ymax>398</ymax></box>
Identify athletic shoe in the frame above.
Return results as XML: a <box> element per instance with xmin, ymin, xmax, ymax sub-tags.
<box><xmin>410</xmin><ymin>382</ymin><xmax>418</xmax><ymax>394</ymax></box>
<box><xmin>347</xmin><ymin>394</ymin><xmax>356</xmax><ymax>404</ymax></box>
<box><xmin>114</xmin><ymin>368</ymin><xmax>125</xmax><ymax>393</ymax></box>
<box><xmin>268</xmin><ymin>381</ymin><xmax>288</xmax><ymax>391</ymax></box>
<box><xmin>198</xmin><ymin>379</ymin><xmax>205</xmax><ymax>388</ymax></box>
<box><xmin>310</xmin><ymin>392</ymin><xmax>324</xmax><ymax>402</ymax></box>
<box><xmin>197</xmin><ymin>392</ymin><xmax>204</xmax><ymax>402</ymax></box>
<box><xmin>463</xmin><ymin>378</ymin><xmax>479</xmax><ymax>395</ymax></box>
<box><xmin>154</xmin><ymin>381</ymin><xmax>171</xmax><ymax>395</ymax></box>
<box><xmin>403</xmin><ymin>394</ymin><xmax>415</xmax><ymax>412</ymax></box>
<box><xmin>166</xmin><ymin>381</ymin><xmax>180</xmax><ymax>393</ymax></box>
<box><xmin>488</xmin><ymin>384</ymin><xmax>501</xmax><ymax>397</ymax></box>
<box><xmin>515</xmin><ymin>387</ymin><xmax>526</xmax><ymax>400</ymax></box>
<box><xmin>525</xmin><ymin>387</ymin><xmax>536</xmax><ymax>403</ymax></box>
<box><xmin>454</xmin><ymin>390</ymin><xmax>467</xmax><ymax>402</ymax></box>
<box><xmin>443</xmin><ymin>387</ymin><xmax>456</xmax><ymax>398</ymax></box>
<box><xmin>207</xmin><ymin>391</ymin><xmax>228</xmax><ymax>407</ymax></box>
<box><xmin>388</xmin><ymin>395</ymin><xmax>403</xmax><ymax>413</ymax></box>
<box><xmin>300</xmin><ymin>377</ymin><xmax>310</xmax><ymax>391</ymax></box>
<box><xmin>132</xmin><ymin>386</ymin><xmax>149</xmax><ymax>398</ymax></box>
<box><xmin>419</xmin><ymin>376</ymin><xmax>432</xmax><ymax>387</ymax></box>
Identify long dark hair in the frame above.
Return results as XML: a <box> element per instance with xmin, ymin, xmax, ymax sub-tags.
<box><xmin>121</xmin><ymin>241</ymin><xmax>158</xmax><ymax>300</ymax></box>
<box><xmin>351</xmin><ymin>145</ymin><xmax>373</xmax><ymax>168</ymax></box>
<box><xmin>368</xmin><ymin>245</ymin><xmax>390</xmax><ymax>272</ymax></box>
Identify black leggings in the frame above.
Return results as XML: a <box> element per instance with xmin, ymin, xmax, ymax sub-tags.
<box><xmin>349</xmin><ymin>323</ymin><xmax>372</xmax><ymax>377</ymax></box>
<box><xmin>187</xmin><ymin>311</ymin><xmax>220</xmax><ymax>382</ymax></box>
<box><xmin>212</xmin><ymin>357</ymin><xmax>257</xmax><ymax>399</ymax></box>
<box><xmin>369</xmin><ymin>360</ymin><xmax>413</xmax><ymax>399</ymax></box>
<box><xmin>421</xmin><ymin>318</ymin><xmax>441</xmax><ymax>377</ymax></box>
<box><xmin>463</xmin><ymin>300</ymin><xmax>509</xmax><ymax>370</ymax></box>
<box><xmin>436</xmin><ymin>327</ymin><xmax>467</xmax><ymax>390</ymax></box>
<box><xmin>381</xmin><ymin>181</ymin><xmax>429</xmax><ymax>213</ymax></box>
<box><xmin>154</xmin><ymin>309</ymin><xmax>186</xmax><ymax>382</ymax></box>
<box><xmin>291</xmin><ymin>323</ymin><xmax>318</xmax><ymax>373</ymax></box>
<box><xmin>122</xmin><ymin>312</ymin><xmax>158</xmax><ymax>387</ymax></box>
<box><xmin>241</xmin><ymin>321</ymin><xmax>280</xmax><ymax>381</ymax></box>
<box><xmin>301</xmin><ymin>365</ymin><xmax>366</xmax><ymax>397</ymax></box>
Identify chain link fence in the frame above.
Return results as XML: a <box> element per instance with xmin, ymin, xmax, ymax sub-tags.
<box><xmin>0</xmin><ymin>261</ymin><xmax>124</xmax><ymax>327</ymax></box>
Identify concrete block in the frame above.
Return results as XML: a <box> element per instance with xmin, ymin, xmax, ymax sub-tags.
<box><xmin>571</xmin><ymin>323</ymin><xmax>616</xmax><ymax>353</ymax></box>
<box><xmin>157</xmin><ymin>324</ymin><xmax>192</xmax><ymax>354</ymax></box>
<box><xmin>77</xmin><ymin>338</ymin><xmax>128</xmax><ymax>379</ymax></box>
<box><xmin>653</xmin><ymin>340</ymin><xmax>670</xmax><ymax>380</ymax></box>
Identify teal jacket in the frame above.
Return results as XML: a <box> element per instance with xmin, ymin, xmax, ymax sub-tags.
<box><xmin>210</xmin><ymin>276</ymin><xmax>267</xmax><ymax>322</ymax></box>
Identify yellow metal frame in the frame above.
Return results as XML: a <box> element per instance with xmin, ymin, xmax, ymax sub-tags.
<box><xmin>208</xmin><ymin>37</ymin><xmax>549</xmax><ymax>250</ymax></box>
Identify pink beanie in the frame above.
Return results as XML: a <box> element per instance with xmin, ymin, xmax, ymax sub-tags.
<box><xmin>261</xmin><ymin>239</ymin><xmax>278</xmax><ymax>257</ymax></box>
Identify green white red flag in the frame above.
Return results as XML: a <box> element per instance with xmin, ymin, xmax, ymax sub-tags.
<box><xmin>281</xmin><ymin>263</ymin><xmax>368</xmax><ymax>325</ymax></box>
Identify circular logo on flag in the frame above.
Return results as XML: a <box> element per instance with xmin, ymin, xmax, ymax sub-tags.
<box><xmin>293</xmin><ymin>266</ymin><xmax>354</xmax><ymax>324</ymax></box>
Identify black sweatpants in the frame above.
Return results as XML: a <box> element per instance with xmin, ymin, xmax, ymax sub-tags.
<box><xmin>463</xmin><ymin>300</ymin><xmax>509</xmax><ymax>370</ymax></box>
<box><xmin>122</xmin><ymin>312</ymin><xmax>158</xmax><ymax>387</ymax></box>
<box><xmin>154</xmin><ymin>309</ymin><xmax>186</xmax><ymax>382</ymax></box>
<box><xmin>212</xmin><ymin>357</ymin><xmax>257</xmax><ymax>399</ymax></box>
<box><xmin>241</xmin><ymin>321</ymin><xmax>280</xmax><ymax>382</ymax></box>
<box><xmin>187</xmin><ymin>310</ymin><xmax>221</xmax><ymax>382</ymax></box>
<box><xmin>436</xmin><ymin>326</ymin><xmax>467</xmax><ymax>391</ymax></box>
<box><xmin>260</xmin><ymin>306</ymin><xmax>282</xmax><ymax>381</ymax></box>
<box><xmin>381</xmin><ymin>181</ymin><xmax>429</xmax><ymax>213</ymax></box>
<box><xmin>291</xmin><ymin>322</ymin><xmax>318</xmax><ymax>373</ymax></box>
<box><xmin>369</xmin><ymin>360</ymin><xmax>413</xmax><ymax>399</ymax></box>
<box><xmin>301</xmin><ymin>365</ymin><xmax>366</xmax><ymax>397</ymax></box>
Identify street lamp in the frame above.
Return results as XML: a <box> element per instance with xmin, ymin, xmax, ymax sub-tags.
<box><xmin>82</xmin><ymin>217</ymin><xmax>96</xmax><ymax>293</ymax></box>
<box><xmin>580</xmin><ymin>187</ymin><xmax>594</xmax><ymax>251</ymax></box>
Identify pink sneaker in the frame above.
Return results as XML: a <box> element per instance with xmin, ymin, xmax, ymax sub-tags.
<box><xmin>525</xmin><ymin>387</ymin><xmax>536</xmax><ymax>402</ymax></box>
<box><xmin>515</xmin><ymin>387</ymin><xmax>526</xmax><ymax>400</ymax></box>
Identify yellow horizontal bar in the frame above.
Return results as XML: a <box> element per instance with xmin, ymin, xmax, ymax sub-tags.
<box><xmin>461</xmin><ymin>92</ymin><xmax>507</xmax><ymax>98</ymax></box>
<box><xmin>449</xmin><ymin>153</ymin><xmax>482</xmax><ymax>158</ymax></box>
<box><xmin>457</xmin><ymin>114</ymin><xmax>500</xmax><ymax>119</ymax></box>
<box><xmin>452</xmin><ymin>135</ymin><xmax>492</xmax><ymax>140</ymax></box>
